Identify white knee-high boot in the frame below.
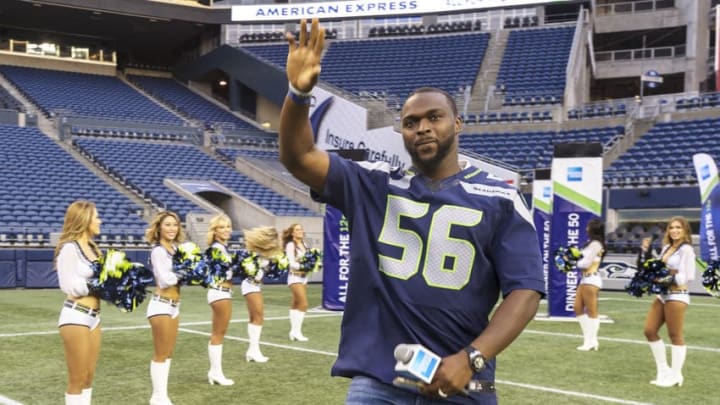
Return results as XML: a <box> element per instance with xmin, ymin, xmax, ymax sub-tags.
<box><xmin>589</xmin><ymin>317</ymin><xmax>600</xmax><ymax>350</ymax></box>
<box><xmin>65</xmin><ymin>393</ymin><xmax>83</xmax><ymax>405</ymax></box>
<box><xmin>246</xmin><ymin>324</ymin><xmax>268</xmax><ymax>362</ymax></box>
<box><xmin>289</xmin><ymin>309</ymin><xmax>309</xmax><ymax>342</ymax></box>
<box><xmin>149</xmin><ymin>360</ymin><xmax>173</xmax><ymax>405</ymax></box>
<box><xmin>648</xmin><ymin>339</ymin><xmax>669</xmax><ymax>385</ymax></box>
<box><xmin>81</xmin><ymin>388</ymin><xmax>92</xmax><ymax>405</ymax></box>
<box><xmin>657</xmin><ymin>345</ymin><xmax>686</xmax><ymax>387</ymax></box>
<box><xmin>576</xmin><ymin>314</ymin><xmax>594</xmax><ymax>351</ymax></box>
<box><xmin>208</xmin><ymin>344</ymin><xmax>234</xmax><ymax>385</ymax></box>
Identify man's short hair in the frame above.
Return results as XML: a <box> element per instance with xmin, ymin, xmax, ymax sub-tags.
<box><xmin>406</xmin><ymin>87</ymin><xmax>459</xmax><ymax>118</ymax></box>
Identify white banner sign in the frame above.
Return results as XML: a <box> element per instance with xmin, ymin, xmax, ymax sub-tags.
<box><xmin>232</xmin><ymin>0</ymin><xmax>574</xmax><ymax>22</ymax></box>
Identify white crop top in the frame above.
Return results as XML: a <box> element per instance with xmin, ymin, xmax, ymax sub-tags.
<box><xmin>57</xmin><ymin>242</ymin><xmax>95</xmax><ymax>297</ymax></box>
<box><xmin>151</xmin><ymin>245</ymin><xmax>178</xmax><ymax>289</ymax></box>
<box><xmin>285</xmin><ymin>241</ymin><xmax>307</xmax><ymax>271</ymax></box>
<box><xmin>660</xmin><ymin>243</ymin><xmax>696</xmax><ymax>285</ymax></box>
<box><xmin>577</xmin><ymin>240</ymin><xmax>603</xmax><ymax>271</ymax></box>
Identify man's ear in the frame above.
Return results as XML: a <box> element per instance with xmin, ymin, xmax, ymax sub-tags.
<box><xmin>455</xmin><ymin>115</ymin><xmax>463</xmax><ymax>133</ymax></box>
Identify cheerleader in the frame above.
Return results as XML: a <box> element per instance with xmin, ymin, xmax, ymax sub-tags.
<box><xmin>574</xmin><ymin>218</ymin><xmax>605</xmax><ymax>351</ymax></box>
<box><xmin>644</xmin><ymin>216</ymin><xmax>695</xmax><ymax>387</ymax></box>
<box><xmin>56</xmin><ymin>201</ymin><xmax>102</xmax><ymax>405</ymax></box>
<box><xmin>145</xmin><ymin>211</ymin><xmax>186</xmax><ymax>405</ymax></box>
<box><xmin>283</xmin><ymin>223</ymin><xmax>310</xmax><ymax>342</ymax></box>
<box><xmin>205</xmin><ymin>214</ymin><xmax>235</xmax><ymax>385</ymax></box>
<box><xmin>241</xmin><ymin>226</ymin><xmax>282</xmax><ymax>362</ymax></box>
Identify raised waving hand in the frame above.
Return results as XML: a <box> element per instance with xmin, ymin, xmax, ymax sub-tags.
<box><xmin>285</xmin><ymin>18</ymin><xmax>325</xmax><ymax>94</ymax></box>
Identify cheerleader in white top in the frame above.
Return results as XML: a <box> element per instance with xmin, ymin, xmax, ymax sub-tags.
<box><xmin>283</xmin><ymin>223</ymin><xmax>310</xmax><ymax>342</ymax></box>
<box><xmin>574</xmin><ymin>218</ymin><xmax>605</xmax><ymax>352</ymax></box>
<box><xmin>205</xmin><ymin>214</ymin><xmax>235</xmax><ymax>385</ymax></box>
<box><xmin>56</xmin><ymin>201</ymin><xmax>102</xmax><ymax>405</ymax></box>
<box><xmin>644</xmin><ymin>216</ymin><xmax>696</xmax><ymax>388</ymax></box>
<box><xmin>145</xmin><ymin>211</ymin><xmax>185</xmax><ymax>405</ymax></box>
<box><xmin>241</xmin><ymin>226</ymin><xmax>282</xmax><ymax>363</ymax></box>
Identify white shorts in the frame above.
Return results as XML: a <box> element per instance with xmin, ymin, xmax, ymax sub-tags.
<box><xmin>288</xmin><ymin>272</ymin><xmax>308</xmax><ymax>286</ymax></box>
<box><xmin>579</xmin><ymin>273</ymin><xmax>603</xmax><ymax>289</ymax></box>
<box><xmin>657</xmin><ymin>292</ymin><xmax>690</xmax><ymax>305</ymax></box>
<box><xmin>207</xmin><ymin>286</ymin><xmax>233</xmax><ymax>304</ymax></box>
<box><xmin>241</xmin><ymin>278</ymin><xmax>262</xmax><ymax>296</ymax></box>
<box><xmin>58</xmin><ymin>302</ymin><xmax>100</xmax><ymax>331</ymax></box>
<box><xmin>146</xmin><ymin>295</ymin><xmax>180</xmax><ymax>319</ymax></box>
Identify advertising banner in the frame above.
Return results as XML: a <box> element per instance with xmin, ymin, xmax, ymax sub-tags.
<box><xmin>693</xmin><ymin>153</ymin><xmax>720</xmax><ymax>263</ymax></box>
<box><xmin>549</xmin><ymin>143</ymin><xmax>603</xmax><ymax>317</ymax></box>
<box><xmin>532</xmin><ymin>169</ymin><xmax>552</xmax><ymax>295</ymax></box>
<box><xmin>322</xmin><ymin>206</ymin><xmax>351</xmax><ymax>310</ymax></box>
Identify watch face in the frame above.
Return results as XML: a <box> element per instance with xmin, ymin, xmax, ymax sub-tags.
<box><xmin>472</xmin><ymin>355</ymin><xmax>484</xmax><ymax>370</ymax></box>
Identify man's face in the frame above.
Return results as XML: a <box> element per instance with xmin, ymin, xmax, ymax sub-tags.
<box><xmin>400</xmin><ymin>91</ymin><xmax>461</xmax><ymax>173</ymax></box>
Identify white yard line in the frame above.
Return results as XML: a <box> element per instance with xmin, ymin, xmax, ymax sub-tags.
<box><xmin>495</xmin><ymin>380</ymin><xmax>655</xmax><ymax>405</ymax></box>
<box><xmin>523</xmin><ymin>329</ymin><xmax>720</xmax><ymax>353</ymax></box>
<box><xmin>598</xmin><ymin>297</ymin><xmax>720</xmax><ymax>308</ymax></box>
<box><xmin>0</xmin><ymin>312</ymin><xmax>341</xmax><ymax>338</ymax></box>
<box><xmin>178</xmin><ymin>327</ymin><xmax>338</xmax><ymax>356</ymax></box>
<box><xmin>0</xmin><ymin>395</ymin><xmax>25</xmax><ymax>405</ymax></box>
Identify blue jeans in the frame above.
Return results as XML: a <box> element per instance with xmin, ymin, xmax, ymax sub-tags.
<box><xmin>345</xmin><ymin>376</ymin><xmax>496</xmax><ymax>405</ymax></box>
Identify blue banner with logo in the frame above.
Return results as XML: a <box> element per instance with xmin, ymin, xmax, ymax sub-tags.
<box><xmin>693</xmin><ymin>153</ymin><xmax>720</xmax><ymax>262</ymax></box>
<box><xmin>549</xmin><ymin>144</ymin><xmax>603</xmax><ymax>317</ymax></box>
<box><xmin>322</xmin><ymin>205</ymin><xmax>351</xmax><ymax>310</ymax></box>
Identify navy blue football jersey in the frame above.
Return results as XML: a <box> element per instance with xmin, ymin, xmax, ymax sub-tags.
<box><xmin>317</xmin><ymin>153</ymin><xmax>544</xmax><ymax>403</ymax></box>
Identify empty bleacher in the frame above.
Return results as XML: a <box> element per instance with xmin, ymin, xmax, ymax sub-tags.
<box><xmin>127</xmin><ymin>75</ymin><xmax>259</xmax><ymax>130</ymax></box>
<box><xmin>497</xmin><ymin>27</ymin><xmax>574</xmax><ymax>106</ymax></box>
<box><xmin>216</xmin><ymin>147</ymin><xmax>307</xmax><ymax>190</ymax></box>
<box><xmin>0</xmin><ymin>85</ymin><xmax>22</xmax><ymax>111</ymax></box>
<box><xmin>242</xmin><ymin>32</ymin><xmax>490</xmax><ymax>99</ymax></box>
<box><xmin>460</xmin><ymin>125</ymin><xmax>623</xmax><ymax>173</ymax></box>
<box><xmin>0</xmin><ymin>65</ymin><xmax>183</xmax><ymax>125</ymax></box>
<box><xmin>605</xmin><ymin>117</ymin><xmax>720</xmax><ymax>188</ymax></box>
<box><xmin>0</xmin><ymin>124</ymin><xmax>147</xmax><ymax>244</ymax></box>
<box><xmin>73</xmin><ymin>138</ymin><xmax>318</xmax><ymax>218</ymax></box>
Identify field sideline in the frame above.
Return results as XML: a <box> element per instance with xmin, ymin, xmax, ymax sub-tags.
<box><xmin>0</xmin><ymin>286</ymin><xmax>718</xmax><ymax>405</ymax></box>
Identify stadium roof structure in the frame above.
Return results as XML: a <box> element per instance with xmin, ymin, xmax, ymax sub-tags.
<box><xmin>0</xmin><ymin>0</ymin><xmax>229</xmax><ymax>64</ymax></box>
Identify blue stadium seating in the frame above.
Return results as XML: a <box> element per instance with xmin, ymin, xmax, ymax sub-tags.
<box><xmin>0</xmin><ymin>85</ymin><xmax>22</xmax><ymax>111</ymax></box>
<box><xmin>497</xmin><ymin>27</ymin><xmax>574</xmax><ymax>105</ymax></box>
<box><xmin>605</xmin><ymin>118</ymin><xmax>720</xmax><ymax>187</ymax></box>
<box><xmin>460</xmin><ymin>126</ymin><xmax>623</xmax><ymax>173</ymax></box>
<box><xmin>0</xmin><ymin>124</ymin><xmax>146</xmax><ymax>243</ymax></box>
<box><xmin>127</xmin><ymin>75</ymin><xmax>258</xmax><ymax>130</ymax></box>
<box><xmin>242</xmin><ymin>32</ymin><xmax>490</xmax><ymax>100</ymax></box>
<box><xmin>73</xmin><ymin>139</ymin><xmax>318</xmax><ymax>218</ymax></box>
<box><xmin>0</xmin><ymin>65</ymin><xmax>183</xmax><ymax>125</ymax></box>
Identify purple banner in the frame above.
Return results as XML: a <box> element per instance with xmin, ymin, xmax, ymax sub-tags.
<box><xmin>533</xmin><ymin>208</ymin><xmax>551</xmax><ymax>297</ymax></box>
<box><xmin>322</xmin><ymin>206</ymin><xmax>351</xmax><ymax>310</ymax></box>
<box><xmin>549</xmin><ymin>195</ymin><xmax>596</xmax><ymax>317</ymax></box>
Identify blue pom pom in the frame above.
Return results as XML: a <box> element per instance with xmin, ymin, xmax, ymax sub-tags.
<box><xmin>625</xmin><ymin>258</ymin><xmax>670</xmax><ymax>298</ymax></box>
<box><xmin>702</xmin><ymin>259</ymin><xmax>720</xmax><ymax>298</ymax></box>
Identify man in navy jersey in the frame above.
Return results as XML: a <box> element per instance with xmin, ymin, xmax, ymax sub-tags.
<box><xmin>280</xmin><ymin>19</ymin><xmax>544</xmax><ymax>404</ymax></box>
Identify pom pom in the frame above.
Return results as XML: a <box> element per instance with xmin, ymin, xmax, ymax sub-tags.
<box><xmin>172</xmin><ymin>242</ymin><xmax>209</xmax><ymax>286</ymax></box>
<box><xmin>298</xmin><ymin>248</ymin><xmax>323</xmax><ymax>273</ymax></box>
<box><xmin>204</xmin><ymin>246</ymin><xmax>233</xmax><ymax>287</ymax></box>
<box><xmin>702</xmin><ymin>259</ymin><xmax>720</xmax><ymax>298</ymax></box>
<box><xmin>232</xmin><ymin>249</ymin><xmax>259</xmax><ymax>280</ymax></box>
<box><xmin>553</xmin><ymin>245</ymin><xmax>583</xmax><ymax>273</ymax></box>
<box><xmin>624</xmin><ymin>258</ymin><xmax>671</xmax><ymax>298</ymax></box>
<box><xmin>265</xmin><ymin>253</ymin><xmax>290</xmax><ymax>280</ymax></box>
<box><xmin>88</xmin><ymin>249</ymin><xmax>154</xmax><ymax>312</ymax></box>
<box><xmin>231</xmin><ymin>250</ymin><xmax>289</xmax><ymax>281</ymax></box>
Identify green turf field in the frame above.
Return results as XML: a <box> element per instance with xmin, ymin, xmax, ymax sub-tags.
<box><xmin>0</xmin><ymin>286</ymin><xmax>717</xmax><ymax>405</ymax></box>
